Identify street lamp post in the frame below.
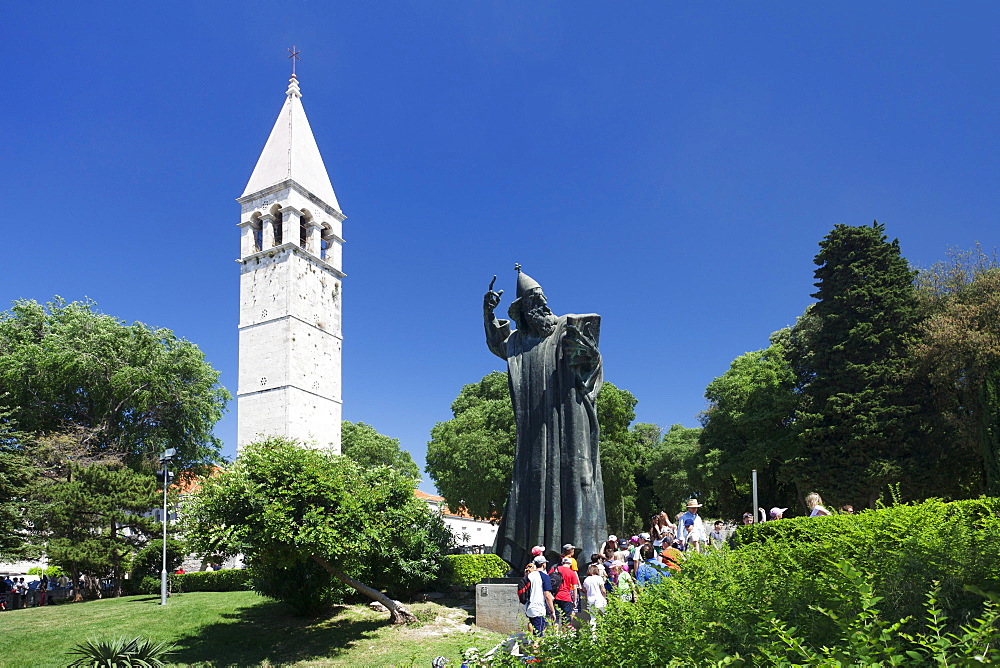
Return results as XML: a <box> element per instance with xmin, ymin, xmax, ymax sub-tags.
<box><xmin>159</xmin><ymin>448</ymin><xmax>176</xmax><ymax>606</ymax></box>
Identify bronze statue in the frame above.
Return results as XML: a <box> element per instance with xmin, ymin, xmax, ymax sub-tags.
<box><xmin>484</xmin><ymin>265</ymin><xmax>607</xmax><ymax>571</ymax></box>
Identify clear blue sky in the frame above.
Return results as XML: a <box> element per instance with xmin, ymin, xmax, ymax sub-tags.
<box><xmin>3</xmin><ymin>2</ymin><xmax>999</xmax><ymax>492</ymax></box>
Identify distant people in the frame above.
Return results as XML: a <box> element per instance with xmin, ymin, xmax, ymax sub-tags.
<box><xmin>840</xmin><ymin>505</ymin><xmax>855</xmax><ymax>514</ymax></box>
<box><xmin>741</xmin><ymin>512</ymin><xmax>754</xmax><ymax>525</ymax></box>
<box><xmin>530</xmin><ymin>545</ymin><xmax>546</xmax><ymax>558</ymax></box>
<box><xmin>635</xmin><ymin>544</ymin><xmax>668</xmax><ymax>587</ymax></box>
<box><xmin>583</xmin><ymin>563</ymin><xmax>607</xmax><ymax>612</ymax></box>
<box><xmin>678</xmin><ymin>499</ymin><xmax>707</xmax><ymax>552</ymax></box>
<box><xmin>610</xmin><ymin>560</ymin><xmax>636</xmax><ymax>602</ymax></box>
<box><xmin>657</xmin><ymin>511</ymin><xmax>677</xmax><ymax>541</ymax></box>
<box><xmin>561</xmin><ymin>543</ymin><xmax>578</xmax><ymax>572</ymax></box>
<box><xmin>769</xmin><ymin>507</ymin><xmax>787</xmax><ymax>521</ymax></box>
<box><xmin>550</xmin><ymin>556</ymin><xmax>580</xmax><ymax>623</ymax></box>
<box><xmin>524</xmin><ymin>556</ymin><xmax>555</xmax><ymax>636</ymax></box>
<box><xmin>658</xmin><ymin>544</ymin><xmax>684</xmax><ymax>574</ymax></box>
<box><xmin>9</xmin><ymin>576</ymin><xmax>21</xmax><ymax>610</ymax></box>
<box><xmin>708</xmin><ymin>521</ymin><xmax>726</xmax><ymax>547</ymax></box>
<box><xmin>0</xmin><ymin>575</ymin><xmax>9</xmax><ymax>610</ymax></box>
<box><xmin>806</xmin><ymin>493</ymin><xmax>831</xmax><ymax>517</ymax></box>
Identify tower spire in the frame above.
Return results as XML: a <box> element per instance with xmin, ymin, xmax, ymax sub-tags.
<box><xmin>241</xmin><ymin>68</ymin><xmax>339</xmax><ymax>211</ymax></box>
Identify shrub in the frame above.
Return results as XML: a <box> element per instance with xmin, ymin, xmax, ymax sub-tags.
<box><xmin>173</xmin><ymin>568</ymin><xmax>252</xmax><ymax>593</ymax></box>
<box><xmin>249</xmin><ymin>558</ymin><xmax>345</xmax><ymax>616</ymax></box>
<box><xmin>440</xmin><ymin>554</ymin><xmax>509</xmax><ymax>587</ymax></box>
<box><xmin>491</xmin><ymin>497</ymin><xmax>1000</xmax><ymax>665</ymax></box>
<box><xmin>66</xmin><ymin>636</ymin><xmax>174</xmax><ymax>667</ymax></box>
<box><xmin>125</xmin><ymin>539</ymin><xmax>186</xmax><ymax>595</ymax></box>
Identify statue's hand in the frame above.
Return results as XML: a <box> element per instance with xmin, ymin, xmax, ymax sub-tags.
<box><xmin>484</xmin><ymin>275</ymin><xmax>504</xmax><ymax>314</ymax></box>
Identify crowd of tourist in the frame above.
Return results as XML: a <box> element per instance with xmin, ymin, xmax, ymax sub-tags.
<box><xmin>520</xmin><ymin>493</ymin><xmax>839</xmax><ymax>635</ymax></box>
<box><xmin>0</xmin><ymin>574</ymin><xmax>67</xmax><ymax>610</ymax></box>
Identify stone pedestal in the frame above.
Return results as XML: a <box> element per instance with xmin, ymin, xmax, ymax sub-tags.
<box><xmin>475</xmin><ymin>577</ymin><xmax>524</xmax><ymax>634</ymax></box>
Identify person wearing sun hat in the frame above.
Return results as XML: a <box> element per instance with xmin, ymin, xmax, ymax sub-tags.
<box><xmin>677</xmin><ymin>498</ymin><xmax>707</xmax><ymax>553</ymax></box>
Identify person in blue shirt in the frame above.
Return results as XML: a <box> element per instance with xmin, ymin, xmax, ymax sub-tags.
<box><xmin>635</xmin><ymin>544</ymin><xmax>669</xmax><ymax>587</ymax></box>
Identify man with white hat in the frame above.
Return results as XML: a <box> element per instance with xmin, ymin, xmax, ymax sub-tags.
<box><xmin>677</xmin><ymin>499</ymin><xmax>707</xmax><ymax>553</ymax></box>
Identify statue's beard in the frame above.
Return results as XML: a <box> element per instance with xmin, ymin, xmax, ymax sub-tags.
<box><xmin>521</xmin><ymin>304</ymin><xmax>558</xmax><ymax>338</ymax></box>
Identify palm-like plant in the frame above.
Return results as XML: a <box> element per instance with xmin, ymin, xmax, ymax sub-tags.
<box><xmin>66</xmin><ymin>635</ymin><xmax>174</xmax><ymax>667</ymax></box>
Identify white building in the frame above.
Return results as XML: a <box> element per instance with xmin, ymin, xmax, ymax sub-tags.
<box><xmin>416</xmin><ymin>490</ymin><xmax>499</xmax><ymax>552</ymax></box>
<box><xmin>236</xmin><ymin>75</ymin><xmax>346</xmax><ymax>452</ymax></box>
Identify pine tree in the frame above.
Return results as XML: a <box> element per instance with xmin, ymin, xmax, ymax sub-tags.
<box><xmin>40</xmin><ymin>464</ymin><xmax>159</xmax><ymax>600</ymax></box>
<box><xmin>795</xmin><ymin>222</ymin><xmax>923</xmax><ymax>508</ymax></box>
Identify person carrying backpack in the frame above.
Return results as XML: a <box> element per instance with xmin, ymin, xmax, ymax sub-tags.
<box><xmin>521</xmin><ymin>556</ymin><xmax>555</xmax><ymax>636</ymax></box>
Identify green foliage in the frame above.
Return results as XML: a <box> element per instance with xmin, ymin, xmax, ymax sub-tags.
<box><xmin>425</xmin><ymin>371</ymin><xmax>515</xmax><ymax>520</ymax></box>
<box><xmin>0</xmin><ymin>297</ymin><xmax>229</xmax><ymax>470</ymax></box>
<box><xmin>645</xmin><ymin>424</ymin><xmax>703</xmax><ymax>516</ymax></box>
<box><xmin>0</xmin><ymin>406</ymin><xmax>41</xmax><ymax>562</ymax></box>
<box><xmin>40</xmin><ymin>463</ymin><xmax>161</xmax><ymax>596</ymax></box>
<box><xmin>439</xmin><ymin>554</ymin><xmax>509</xmax><ymax>587</ymax></box>
<box><xmin>125</xmin><ymin>539</ymin><xmax>186</xmax><ymax>594</ymax></box>
<box><xmin>595</xmin><ymin>383</ymin><xmax>646</xmax><ymax>533</ymax></box>
<box><xmin>249</xmin><ymin>558</ymin><xmax>343</xmax><ymax>615</ymax></box>
<box><xmin>915</xmin><ymin>256</ymin><xmax>1000</xmax><ymax>496</ymax></box>
<box><xmin>175</xmin><ymin>568</ymin><xmax>252</xmax><ymax>593</ymax></box>
<box><xmin>341</xmin><ymin>420</ymin><xmax>420</xmax><ymax>480</ymax></box>
<box><xmin>28</xmin><ymin>565</ymin><xmax>65</xmax><ymax>579</ymax></box>
<box><xmin>66</xmin><ymin>635</ymin><xmax>174</xmax><ymax>667</ymax></box>
<box><xmin>758</xmin><ymin>562</ymin><xmax>1000</xmax><ymax>666</ymax></box>
<box><xmin>697</xmin><ymin>328</ymin><xmax>800</xmax><ymax>518</ymax></box>
<box><xmin>794</xmin><ymin>222</ymin><xmax>925</xmax><ymax>508</ymax></box>
<box><xmin>184</xmin><ymin>437</ymin><xmax>453</xmax><ymax>614</ymax></box>
<box><xmin>508</xmin><ymin>497</ymin><xmax>1000</xmax><ymax>666</ymax></box>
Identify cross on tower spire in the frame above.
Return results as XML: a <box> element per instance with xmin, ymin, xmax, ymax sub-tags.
<box><xmin>288</xmin><ymin>45</ymin><xmax>301</xmax><ymax>77</ymax></box>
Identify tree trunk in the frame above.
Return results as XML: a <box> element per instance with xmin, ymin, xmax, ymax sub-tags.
<box><xmin>71</xmin><ymin>564</ymin><xmax>82</xmax><ymax>603</ymax></box>
<box><xmin>309</xmin><ymin>554</ymin><xmax>417</xmax><ymax>624</ymax></box>
<box><xmin>110</xmin><ymin>522</ymin><xmax>122</xmax><ymax>598</ymax></box>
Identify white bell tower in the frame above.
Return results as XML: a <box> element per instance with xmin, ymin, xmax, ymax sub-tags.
<box><xmin>236</xmin><ymin>74</ymin><xmax>344</xmax><ymax>452</ymax></box>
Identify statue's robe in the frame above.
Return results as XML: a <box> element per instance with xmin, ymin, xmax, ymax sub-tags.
<box><xmin>486</xmin><ymin>313</ymin><xmax>606</xmax><ymax>571</ymax></box>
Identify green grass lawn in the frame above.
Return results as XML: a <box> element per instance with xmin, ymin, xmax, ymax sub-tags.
<box><xmin>0</xmin><ymin>591</ymin><xmax>506</xmax><ymax>667</ymax></box>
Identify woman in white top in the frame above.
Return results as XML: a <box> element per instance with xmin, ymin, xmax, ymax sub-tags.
<box><xmin>806</xmin><ymin>492</ymin><xmax>831</xmax><ymax>517</ymax></box>
<box><xmin>583</xmin><ymin>563</ymin><xmax>608</xmax><ymax>611</ymax></box>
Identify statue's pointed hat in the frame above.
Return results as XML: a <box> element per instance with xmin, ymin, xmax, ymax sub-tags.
<box><xmin>514</xmin><ymin>264</ymin><xmax>542</xmax><ymax>298</ymax></box>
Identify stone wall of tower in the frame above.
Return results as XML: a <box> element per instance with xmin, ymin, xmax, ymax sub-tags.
<box><xmin>236</xmin><ymin>185</ymin><xmax>345</xmax><ymax>452</ymax></box>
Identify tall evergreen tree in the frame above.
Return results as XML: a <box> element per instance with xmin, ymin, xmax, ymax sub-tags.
<box><xmin>39</xmin><ymin>463</ymin><xmax>159</xmax><ymax>600</ymax></box>
<box><xmin>794</xmin><ymin>222</ymin><xmax>923</xmax><ymax>508</ymax></box>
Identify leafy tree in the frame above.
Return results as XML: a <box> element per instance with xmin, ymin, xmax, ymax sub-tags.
<box><xmin>426</xmin><ymin>372</ymin><xmax>648</xmax><ymax>526</ymax></box>
<box><xmin>341</xmin><ymin>421</ymin><xmax>419</xmax><ymax>479</ymax></box>
<box><xmin>39</xmin><ymin>463</ymin><xmax>160</xmax><ymax>600</ymax></box>
<box><xmin>0</xmin><ymin>298</ymin><xmax>230</xmax><ymax>470</ymax></box>
<box><xmin>794</xmin><ymin>222</ymin><xmax>924</xmax><ymax>508</ymax></box>
<box><xmin>914</xmin><ymin>250</ymin><xmax>1000</xmax><ymax>496</ymax></box>
<box><xmin>697</xmin><ymin>328</ymin><xmax>801</xmax><ymax>517</ymax></box>
<box><xmin>425</xmin><ymin>372</ymin><xmax>515</xmax><ymax>519</ymax></box>
<box><xmin>183</xmin><ymin>437</ymin><xmax>453</xmax><ymax>624</ymax></box>
<box><xmin>646</xmin><ymin>424</ymin><xmax>703</xmax><ymax>516</ymax></box>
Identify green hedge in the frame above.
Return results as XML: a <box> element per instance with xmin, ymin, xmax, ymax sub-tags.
<box><xmin>500</xmin><ymin>497</ymin><xmax>1000</xmax><ymax>665</ymax></box>
<box><xmin>174</xmin><ymin>569</ymin><xmax>252</xmax><ymax>592</ymax></box>
<box><xmin>440</xmin><ymin>554</ymin><xmax>509</xmax><ymax>586</ymax></box>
